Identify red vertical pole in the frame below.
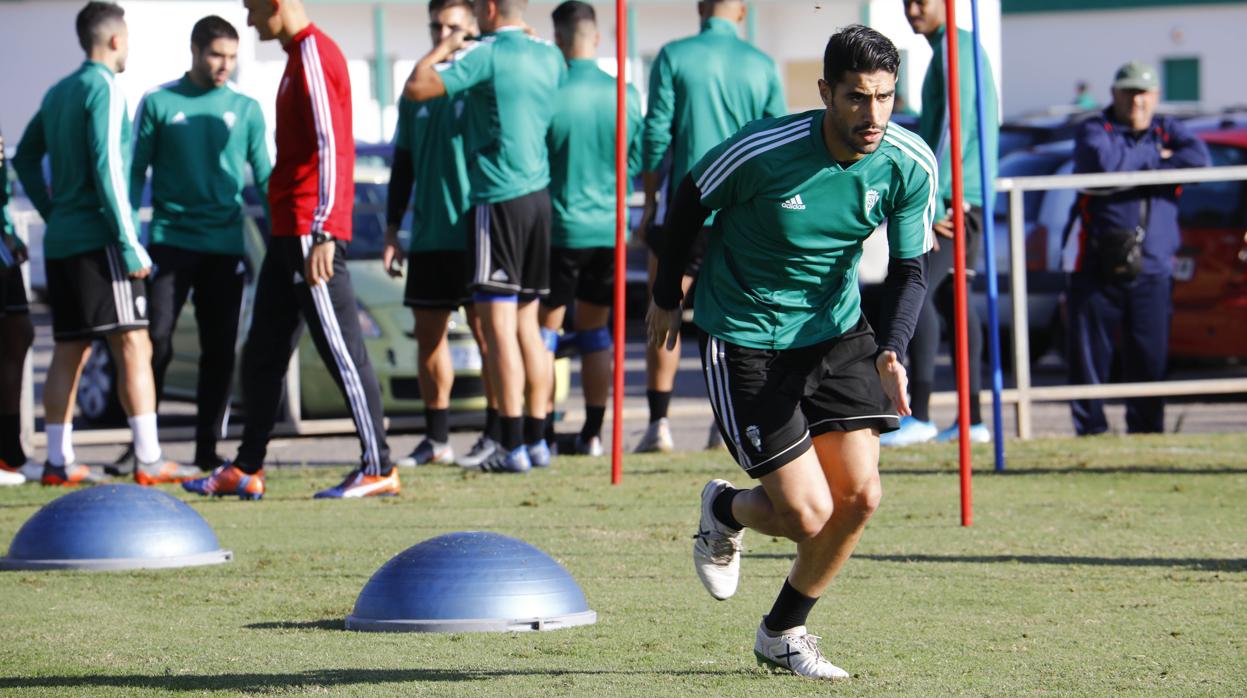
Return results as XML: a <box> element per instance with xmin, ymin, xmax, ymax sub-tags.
<box><xmin>943</xmin><ymin>0</ymin><xmax>974</xmax><ymax>526</ymax></box>
<box><xmin>610</xmin><ymin>0</ymin><xmax>628</xmax><ymax>485</ymax></box>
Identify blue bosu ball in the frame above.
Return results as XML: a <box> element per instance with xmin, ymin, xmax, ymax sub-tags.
<box><xmin>346</xmin><ymin>531</ymin><xmax>596</xmax><ymax>632</ymax></box>
<box><xmin>0</xmin><ymin>484</ymin><xmax>232</xmax><ymax>571</ymax></box>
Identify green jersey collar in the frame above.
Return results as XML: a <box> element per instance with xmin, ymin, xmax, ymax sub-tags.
<box><xmin>925</xmin><ymin>25</ymin><xmax>947</xmax><ymax>49</ymax></box>
<box><xmin>701</xmin><ymin>17</ymin><xmax>738</xmax><ymax>36</ymax></box>
<box><xmin>84</xmin><ymin>59</ymin><xmax>114</xmax><ymax>76</ymax></box>
<box><xmin>567</xmin><ymin>58</ymin><xmax>598</xmax><ymax>72</ymax></box>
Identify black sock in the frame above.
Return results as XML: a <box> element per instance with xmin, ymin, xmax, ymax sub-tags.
<box><xmin>485</xmin><ymin>408</ymin><xmax>501</xmax><ymax>442</ymax></box>
<box><xmin>501</xmin><ymin>417</ymin><xmax>523</xmax><ymax>451</ymax></box>
<box><xmin>910</xmin><ymin>381</ymin><xmax>932</xmax><ymax>423</ymax></box>
<box><xmin>523</xmin><ymin>416</ymin><xmax>546</xmax><ymax>445</ymax></box>
<box><xmin>711</xmin><ymin>487</ymin><xmax>743</xmax><ymax>530</ymax></box>
<box><xmin>581</xmin><ymin>406</ymin><xmax>606</xmax><ymax>441</ymax></box>
<box><xmin>426</xmin><ymin>408</ymin><xmax>449</xmax><ymax>443</ymax></box>
<box><xmin>646</xmin><ymin>390</ymin><xmax>671</xmax><ymax>423</ymax></box>
<box><xmin>544</xmin><ymin>413</ymin><xmax>556</xmax><ymax>444</ymax></box>
<box><xmin>0</xmin><ymin>414</ymin><xmax>23</xmax><ymax>465</ymax></box>
<box><xmin>764</xmin><ymin>579</ymin><xmax>819</xmax><ymax>634</ymax></box>
<box><xmin>969</xmin><ymin>397</ymin><xmax>983</xmax><ymax>425</ymax></box>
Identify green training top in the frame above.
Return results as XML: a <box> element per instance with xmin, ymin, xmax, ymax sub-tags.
<box><xmin>1</xmin><ymin>150</ymin><xmax>20</xmax><ymax>269</ymax></box>
<box><xmin>13</xmin><ymin>61</ymin><xmax>149</xmax><ymax>272</ymax></box>
<box><xmin>691</xmin><ymin>111</ymin><xmax>937</xmax><ymax>350</ymax></box>
<box><xmin>436</xmin><ymin>27</ymin><xmax>566</xmax><ymax>205</ymax></box>
<box><xmin>641</xmin><ymin>17</ymin><xmax>786</xmax><ymax>198</ymax></box>
<box><xmin>394</xmin><ymin>94</ymin><xmax>471</xmax><ymax>252</ymax></box>
<box><xmin>547</xmin><ymin>59</ymin><xmax>643</xmax><ymax>249</ymax></box>
<box><xmin>130</xmin><ymin>75</ymin><xmax>271</xmax><ymax>257</ymax></box>
<box><xmin>918</xmin><ymin>26</ymin><xmax>999</xmax><ymax>208</ymax></box>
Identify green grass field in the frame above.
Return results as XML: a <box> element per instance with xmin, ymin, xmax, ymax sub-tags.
<box><xmin>1</xmin><ymin>433</ymin><xmax>1244</xmax><ymax>696</ymax></box>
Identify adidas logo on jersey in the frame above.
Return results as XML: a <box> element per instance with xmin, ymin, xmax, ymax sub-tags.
<box><xmin>171</xmin><ymin>111</ymin><xmax>187</xmax><ymax>124</ymax></box>
<box><xmin>780</xmin><ymin>195</ymin><xmax>806</xmax><ymax>211</ymax></box>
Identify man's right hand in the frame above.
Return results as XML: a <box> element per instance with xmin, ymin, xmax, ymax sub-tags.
<box><xmin>646</xmin><ymin>299</ymin><xmax>682</xmax><ymax>352</ymax></box>
<box><xmin>382</xmin><ymin>227</ymin><xmax>404</xmax><ymax>278</ymax></box>
<box><xmin>129</xmin><ymin>266</ymin><xmax>151</xmax><ymax>280</ymax></box>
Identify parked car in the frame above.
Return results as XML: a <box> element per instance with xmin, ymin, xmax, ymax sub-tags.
<box><xmin>74</xmin><ymin>162</ymin><xmax>488</xmax><ymax>425</ymax></box>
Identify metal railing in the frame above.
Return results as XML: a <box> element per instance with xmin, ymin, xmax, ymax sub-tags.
<box><xmin>994</xmin><ymin>165</ymin><xmax>1247</xmax><ymax>439</ymax></box>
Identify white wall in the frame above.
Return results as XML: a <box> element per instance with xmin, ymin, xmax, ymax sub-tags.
<box><xmin>1001</xmin><ymin>4</ymin><xmax>1247</xmax><ymax>118</ymax></box>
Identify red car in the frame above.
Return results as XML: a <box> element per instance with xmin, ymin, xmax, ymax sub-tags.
<box><xmin>1170</xmin><ymin>128</ymin><xmax>1247</xmax><ymax>359</ymax></box>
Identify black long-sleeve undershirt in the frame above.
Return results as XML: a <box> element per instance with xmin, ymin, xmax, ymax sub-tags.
<box><xmin>652</xmin><ymin>174</ymin><xmax>712</xmax><ymax>310</ymax></box>
<box><xmin>386</xmin><ymin>146</ymin><xmax>415</xmax><ymax>229</ymax></box>
<box><xmin>653</xmin><ymin>173</ymin><xmax>928</xmax><ymax>357</ymax></box>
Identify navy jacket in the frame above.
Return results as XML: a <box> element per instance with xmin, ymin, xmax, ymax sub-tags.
<box><xmin>1067</xmin><ymin>110</ymin><xmax>1209</xmax><ymax>276</ymax></box>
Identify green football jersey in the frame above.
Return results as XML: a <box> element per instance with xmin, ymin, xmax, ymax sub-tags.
<box><xmin>436</xmin><ymin>27</ymin><xmax>566</xmax><ymax>205</ymax></box>
<box><xmin>547</xmin><ymin>59</ymin><xmax>643</xmax><ymax>249</ymax></box>
<box><xmin>13</xmin><ymin>61</ymin><xmax>149</xmax><ymax>272</ymax></box>
<box><xmin>394</xmin><ymin>94</ymin><xmax>471</xmax><ymax>252</ymax></box>
<box><xmin>691</xmin><ymin>111</ymin><xmax>937</xmax><ymax>350</ymax></box>
<box><xmin>641</xmin><ymin>18</ymin><xmax>786</xmax><ymax>208</ymax></box>
<box><xmin>131</xmin><ymin>75</ymin><xmax>271</xmax><ymax>257</ymax></box>
<box><xmin>918</xmin><ymin>26</ymin><xmax>999</xmax><ymax>208</ymax></box>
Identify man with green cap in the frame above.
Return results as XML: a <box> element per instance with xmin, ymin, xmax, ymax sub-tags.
<box><xmin>1063</xmin><ymin>60</ymin><xmax>1208</xmax><ymax>436</ymax></box>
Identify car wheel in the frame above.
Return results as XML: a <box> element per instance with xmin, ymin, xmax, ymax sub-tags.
<box><xmin>76</xmin><ymin>340</ymin><xmax>126</xmax><ymax>426</ymax></box>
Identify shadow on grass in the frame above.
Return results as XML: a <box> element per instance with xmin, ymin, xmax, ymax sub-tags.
<box><xmin>744</xmin><ymin>552</ymin><xmax>1247</xmax><ymax>571</ymax></box>
<box><xmin>0</xmin><ymin>668</ymin><xmax>758</xmax><ymax>691</ymax></box>
<box><xmin>880</xmin><ymin>466</ymin><xmax>1247</xmax><ymax>476</ymax></box>
<box><xmin>244</xmin><ymin>619</ymin><xmax>343</xmax><ymax>631</ymax></box>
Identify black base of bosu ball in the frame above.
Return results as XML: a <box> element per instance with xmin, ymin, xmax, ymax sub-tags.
<box><xmin>346</xmin><ymin>531</ymin><xmax>596</xmax><ymax>632</ymax></box>
<box><xmin>0</xmin><ymin>485</ymin><xmax>232</xmax><ymax>571</ymax></box>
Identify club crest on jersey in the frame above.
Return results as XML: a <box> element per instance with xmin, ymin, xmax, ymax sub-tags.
<box><xmin>864</xmin><ymin>189</ymin><xmax>881</xmax><ymax>215</ymax></box>
<box><xmin>745</xmin><ymin>425</ymin><xmax>762</xmax><ymax>451</ymax></box>
<box><xmin>223</xmin><ymin>111</ymin><xmax>236</xmax><ymax>129</ymax></box>
<box><xmin>171</xmin><ymin>111</ymin><xmax>187</xmax><ymax>125</ymax></box>
<box><xmin>417</xmin><ymin>105</ymin><xmax>430</xmax><ymax>119</ymax></box>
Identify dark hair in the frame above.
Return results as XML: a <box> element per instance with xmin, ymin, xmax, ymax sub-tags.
<box><xmin>494</xmin><ymin>0</ymin><xmax>529</xmax><ymax>19</ymax></box>
<box><xmin>552</xmin><ymin>0</ymin><xmax>595</xmax><ymax>39</ymax></box>
<box><xmin>191</xmin><ymin>15</ymin><xmax>239</xmax><ymax>51</ymax></box>
<box><xmin>75</xmin><ymin>1</ymin><xmax>125</xmax><ymax>53</ymax></box>
<box><xmin>429</xmin><ymin>0</ymin><xmax>474</xmax><ymax>14</ymax></box>
<box><xmin>822</xmin><ymin>24</ymin><xmax>899</xmax><ymax>86</ymax></box>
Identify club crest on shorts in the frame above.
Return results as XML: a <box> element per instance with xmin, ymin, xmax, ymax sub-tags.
<box><xmin>745</xmin><ymin>424</ymin><xmax>762</xmax><ymax>452</ymax></box>
<box><xmin>864</xmin><ymin>189</ymin><xmax>881</xmax><ymax>216</ymax></box>
<box><xmin>134</xmin><ymin>296</ymin><xmax>147</xmax><ymax>319</ymax></box>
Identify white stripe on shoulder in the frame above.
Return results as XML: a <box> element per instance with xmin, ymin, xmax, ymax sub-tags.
<box><xmin>883</xmin><ymin>132</ymin><xmax>938</xmax><ymax>248</ymax></box>
<box><xmin>884</xmin><ymin>125</ymin><xmax>939</xmax><ymax>173</ymax></box>
<box><xmin>695</xmin><ymin>117</ymin><xmax>812</xmax><ymax>193</ymax></box>
<box><xmin>699</xmin><ymin>123</ymin><xmax>811</xmax><ymax>199</ymax></box>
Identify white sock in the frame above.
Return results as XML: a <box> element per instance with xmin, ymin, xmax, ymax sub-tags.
<box><xmin>46</xmin><ymin>423</ymin><xmax>74</xmax><ymax>466</ymax></box>
<box><xmin>129</xmin><ymin>413</ymin><xmax>161</xmax><ymax>464</ymax></box>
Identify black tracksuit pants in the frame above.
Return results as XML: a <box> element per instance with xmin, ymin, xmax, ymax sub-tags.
<box><xmin>236</xmin><ymin>236</ymin><xmax>391</xmax><ymax>474</ymax></box>
<box><xmin>147</xmin><ymin>244</ymin><xmax>244</xmax><ymax>462</ymax></box>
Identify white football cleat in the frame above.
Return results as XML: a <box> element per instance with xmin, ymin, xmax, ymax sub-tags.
<box><xmin>754</xmin><ymin>621</ymin><xmax>850</xmax><ymax>680</ymax></box>
<box><xmin>693</xmin><ymin>478</ymin><xmax>744</xmax><ymax>600</ymax></box>
<box><xmin>635</xmin><ymin>418</ymin><xmax>674</xmax><ymax>453</ymax></box>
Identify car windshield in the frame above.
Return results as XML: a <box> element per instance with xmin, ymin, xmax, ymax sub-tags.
<box><xmin>1178</xmin><ymin>143</ymin><xmax>1247</xmax><ymax>228</ymax></box>
<box><xmin>995</xmin><ymin>150</ymin><xmax>1070</xmax><ymax>222</ymax></box>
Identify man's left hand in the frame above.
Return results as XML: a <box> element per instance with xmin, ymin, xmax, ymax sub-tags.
<box><xmin>933</xmin><ymin>217</ymin><xmax>955</xmax><ymax>240</ymax></box>
<box><xmin>876</xmin><ymin>350</ymin><xmax>911</xmax><ymax>417</ymax></box>
<box><xmin>306</xmin><ymin>238</ymin><xmax>335</xmax><ymax>286</ymax></box>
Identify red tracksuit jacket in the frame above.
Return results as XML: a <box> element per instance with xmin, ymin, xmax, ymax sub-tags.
<box><xmin>270</xmin><ymin>24</ymin><xmax>354</xmax><ymax>241</ymax></box>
